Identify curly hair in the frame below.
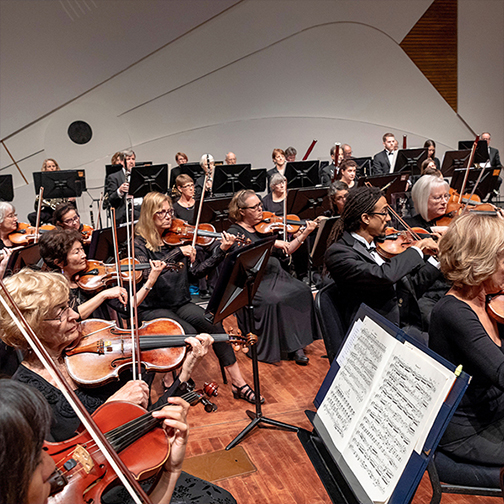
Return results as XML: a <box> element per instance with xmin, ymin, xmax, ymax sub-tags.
<box><xmin>39</xmin><ymin>228</ymin><xmax>83</xmax><ymax>270</ymax></box>
<box><xmin>439</xmin><ymin>213</ymin><xmax>504</xmax><ymax>287</ymax></box>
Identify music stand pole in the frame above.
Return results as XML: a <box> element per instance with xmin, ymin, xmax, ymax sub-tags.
<box><xmin>226</xmin><ymin>276</ymin><xmax>298</xmax><ymax>451</ymax></box>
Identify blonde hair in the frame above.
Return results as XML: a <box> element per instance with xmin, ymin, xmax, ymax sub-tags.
<box><xmin>135</xmin><ymin>192</ymin><xmax>173</xmax><ymax>251</ymax></box>
<box><xmin>41</xmin><ymin>158</ymin><xmax>60</xmax><ymax>171</ymax></box>
<box><xmin>439</xmin><ymin>213</ymin><xmax>504</xmax><ymax>287</ymax></box>
<box><xmin>0</xmin><ymin>269</ymin><xmax>69</xmax><ymax>351</ymax></box>
<box><xmin>228</xmin><ymin>190</ymin><xmax>256</xmax><ymax>222</ymax></box>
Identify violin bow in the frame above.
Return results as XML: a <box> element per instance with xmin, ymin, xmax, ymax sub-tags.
<box><xmin>34</xmin><ymin>186</ymin><xmax>44</xmax><ymax>244</ymax></box>
<box><xmin>458</xmin><ymin>135</ymin><xmax>480</xmax><ymax>205</ymax></box>
<box><xmin>0</xmin><ymin>278</ymin><xmax>152</xmax><ymax>504</ymax></box>
<box><xmin>191</xmin><ymin>155</ymin><xmax>210</xmax><ymax>249</ymax></box>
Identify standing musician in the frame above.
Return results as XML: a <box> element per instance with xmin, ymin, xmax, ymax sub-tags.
<box><xmin>324</xmin><ymin>186</ymin><xmax>440</xmax><ymax>345</ymax></box>
<box><xmin>173</xmin><ymin>174</ymin><xmax>196</xmax><ymax>223</ymax></box>
<box><xmin>0</xmin><ymin>201</ymin><xmax>18</xmax><ymax>249</ymax></box>
<box><xmin>134</xmin><ymin>192</ymin><xmax>259</xmax><ymax>404</ymax></box>
<box><xmin>39</xmin><ymin>228</ymin><xmax>164</xmax><ymax>320</ymax></box>
<box><xmin>429</xmin><ymin>213</ymin><xmax>504</xmax><ymax>467</ymax></box>
<box><xmin>227</xmin><ymin>190</ymin><xmax>317</xmax><ymax>365</ymax></box>
<box><xmin>52</xmin><ymin>202</ymin><xmax>93</xmax><ymax>245</ymax></box>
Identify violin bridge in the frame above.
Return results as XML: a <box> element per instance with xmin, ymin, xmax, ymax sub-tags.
<box><xmin>72</xmin><ymin>445</ymin><xmax>94</xmax><ymax>474</ymax></box>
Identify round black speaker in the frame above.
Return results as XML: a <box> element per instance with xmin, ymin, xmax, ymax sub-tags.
<box><xmin>68</xmin><ymin>120</ymin><xmax>92</xmax><ymax>145</ymax></box>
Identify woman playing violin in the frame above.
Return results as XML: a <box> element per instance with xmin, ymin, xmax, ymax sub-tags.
<box><xmin>134</xmin><ymin>192</ymin><xmax>259</xmax><ymax>404</ymax></box>
<box><xmin>39</xmin><ymin>228</ymin><xmax>164</xmax><ymax>320</ymax></box>
<box><xmin>53</xmin><ymin>202</ymin><xmax>93</xmax><ymax>245</ymax></box>
<box><xmin>0</xmin><ymin>380</ymin><xmax>193</xmax><ymax>504</ymax></box>
<box><xmin>227</xmin><ymin>190</ymin><xmax>317</xmax><ymax>365</ymax></box>
<box><xmin>0</xmin><ymin>201</ymin><xmax>18</xmax><ymax>249</ymax></box>
<box><xmin>430</xmin><ymin>212</ymin><xmax>504</xmax><ymax>466</ymax></box>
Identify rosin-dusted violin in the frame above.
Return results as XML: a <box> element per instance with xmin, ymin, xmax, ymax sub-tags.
<box><xmin>8</xmin><ymin>222</ymin><xmax>55</xmax><ymax>246</ymax></box>
<box><xmin>77</xmin><ymin>257</ymin><xmax>184</xmax><ymax>292</ymax></box>
<box><xmin>163</xmin><ymin>217</ymin><xmax>251</xmax><ymax>247</ymax></box>
<box><xmin>64</xmin><ymin>318</ymin><xmax>257</xmax><ymax>386</ymax></box>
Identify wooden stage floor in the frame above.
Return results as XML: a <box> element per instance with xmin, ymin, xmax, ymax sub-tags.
<box><xmin>169</xmin><ymin>338</ymin><xmax>502</xmax><ymax>504</ymax></box>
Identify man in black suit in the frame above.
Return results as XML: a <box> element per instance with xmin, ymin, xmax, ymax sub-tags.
<box><xmin>324</xmin><ymin>186</ymin><xmax>440</xmax><ymax>344</ymax></box>
<box><xmin>481</xmin><ymin>132</ymin><xmax>502</xmax><ymax>201</ymax></box>
<box><xmin>371</xmin><ymin>132</ymin><xmax>396</xmax><ymax>175</ymax></box>
<box><xmin>105</xmin><ymin>149</ymin><xmax>141</xmax><ymax>224</ymax></box>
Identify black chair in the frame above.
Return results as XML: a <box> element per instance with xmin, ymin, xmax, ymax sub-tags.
<box><xmin>427</xmin><ymin>450</ymin><xmax>503</xmax><ymax>504</ymax></box>
<box><xmin>314</xmin><ymin>282</ymin><xmax>348</xmax><ymax>363</ymax></box>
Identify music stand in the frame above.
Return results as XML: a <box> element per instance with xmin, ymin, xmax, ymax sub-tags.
<box><xmin>213</xmin><ymin>164</ymin><xmax>251</xmax><ymax>195</ymax></box>
<box><xmin>0</xmin><ymin>174</ymin><xmax>14</xmax><ymax>201</ymax></box>
<box><xmin>450</xmin><ymin>167</ymin><xmax>501</xmax><ymax>200</ymax></box>
<box><xmin>310</xmin><ymin>216</ymin><xmax>339</xmax><ymax>268</ymax></box>
<box><xmin>458</xmin><ymin>140</ymin><xmax>473</xmax><ymax>150</ymax></box>
<box><xmin>192</xmin><ymin>195</ymin><xmax>233</xmax><ymax>231</ymax></box>
<box><xmin>5</xmin><ymin>243</ymin><xmax>41</xmax><ymax>276</ymax></box>
<box><xmin>440</xmin><ymin>149</ymin><xmax>471</xmax><ymax>177</ymax></box>
<box><xmin>34</xmin><ymin>170</ymin><xmax>85</xmax><ymax>198</ymax></box>
<box><xmin>205</xmin><ymin>238</ymin><xmax>300</xmax><ymax>449</ymax></box>
<box><xmin>128</xmin><ymin>164</ymin><xmax>168</xmax><ymax>198</ymax></box>
<box><xmin>287</xmin><ymin>187</ymin><xmax>331</xmax><ymax>220</ymax></box>
<box><xmin>87</xmin><ymin>222</ymin><xmax>132</xmax><ymax>261</ymax></box>
<box><xmin>169</xmin><ymin>162</ymin><xmax>204</xmax><ymax>188</ymax></box>
<box><xmin>250</xmin><ymin>168</ymin><xmax>267</xmax><ymax>193</ymax></box>
<box><xmin>357</xmin><ymin>172</ymin><xmax>411</xmax><ymax>204</ymax></box>
<box><xmin>394</xmin><ymin>148</ymin><xmax>427</xmax><ymax>175</ymax></box>
<box><xmin>352</xmin><ymin>156</ymin><xmax>373</xmax><ymax>178</ymax></box>
<box><xmin>285</xmin><ymin>160</ymin><xmax>320</xmax><ymax>188</ymax></box>
<box><xmin>105</xmin><ymin>164</ymin><xmax>124</xmax><ymax>177</ymax></box>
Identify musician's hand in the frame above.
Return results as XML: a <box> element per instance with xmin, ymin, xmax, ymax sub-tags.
<box><xmin>119</xmin><ymin>182</ymin><xmax>129</xmax><ymax>196</ymax></box>
<box><xmin>304</xmin><ymin>220</ymin><xmax>318</xmax><ymax>234</ymax></box>
<box><xmin>219</xmin><ymin>231</ymin><xmax>237</xmax><ymax>251</ymax></box>
<box><xmin>274</xmin><ymin>240</ymin><xmax>290</xmax><ymax>255</ymax></box>
<box><xmin>178</xmin><ymin>333</ymin><xmax>214</xmax><ymax>383</ymax></box>
<box><xmin>102</xmin><ymin>286</ymin><xmax>128</xmax><ymax>306</ymax></box>
<box><xmin>107</xmin><ymin>380</ymin><xmax>149</xmax><ymax>408</ymax></box>
<box><xmin>416</xmin><ymin>237</ymin><xmax>439</xmax><ymax>256</ymax></box>
<box><xmin>147</xmin><ymin>259</ymin><xmax>166</xmax><ymax>284</ymax></box>
<box><xmin>0</xmin><ymin>248</ymin><xmax>12</xmax><ymax>280</ymax></box>
<box><xmin>179</xmin><ymin>245</ymin><xmax>196</xmax><ymax>263</ymax></box>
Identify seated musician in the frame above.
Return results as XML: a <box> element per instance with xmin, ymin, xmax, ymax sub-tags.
<box><xmin>0</xmin><ymin>380</ymin><xmax>198</xmax><ymax>504</ymax></box>
<box><xmin>324</xmin><ymin>186</ymin><xmax>440</xmax><ymax>345</ymax></box>
<box><xmin>227</xmin><ymin>190</ymin><xmax>317</xmax><ymax>365</ymax></box>
<box><xmin>196</xmin><ymin>154</ymin><xmax>214</xmax><ymax>198</ymax></box>
<box><xmin>175</xmin><ymin>151</ymin><xmax>189</xmax><ymax>165</ymax></box>
<box><xmin>52</xmin><ymin>202</ymin><xmax>93</xmax><ymax>245</ymax></box>
<box><xmin>324</xmin><ymin>180</ymin><xmax>349</xmax><ymax>217</ymax></box>
<box><xmin>429</xmin><ymin>213</ymin><xmax>504</xmax><ymax>467</ymax></box>
<box><xmin>420</xmin><ymin>158</ymin><xmax>442</xmax><ymax>177</ymax></box>
<box><xmin>39</xmin><ymin>228</ymin><xmax>164</xmax><ymax>320</ymax></box>
<box><xmin>0</xmin><ymin>202</ymin><xmax>18</xmax><ymax>249</ymax></box>
<box><xmin>173</xmin><ymin>174</ymin><xmax>196</xmax><ymax>223</ymax></box>
<box><xmin>424</xmin><ymin>139</ymin><xmax>441</xmax><ymax>170</ymax></box>
<box><xmin>266</xmin><ymin>148</ymin><xmax>287</xmax><ymax>189</ymax></box>
<box><xmin>335</xmin><ymin>159</ymin><xmax>357</xmax><ymax>189</ymax></box>
<box><xmin>134</xmin><ymin>192</ymin><xmax>259</xmax><ymax>404</ymax></box>
<box><xmin>261</xmin><ymin>173</ymin><xmax>287</xmax><ymax>214</ymax></box>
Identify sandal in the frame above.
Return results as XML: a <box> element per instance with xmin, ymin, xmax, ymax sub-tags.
<box><xmin>232</xmin><ymin>383</ymin><xmax>265</xmax><ymax>404</ymax></box>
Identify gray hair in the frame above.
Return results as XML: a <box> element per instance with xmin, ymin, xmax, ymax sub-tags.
<box><xmin>199</xmin><ymin>154</ymin><xmax>215</xmax><ymax>167</ymax></box>
<box><xmin>270</xmin><ymin>173</ymin><xmax>287</xmax><ymax>189</ymax></box>
<box><xmin>0</xmin><ymin>202</ymin><xmax>14</xmax><ymax>225</ymax></box>
<box><xmin>122</xmin><ymin>149</ymin><xmax>135</xmax><ymax>157</ymax></box>
<box><xmin>411</xmin><ymin>175</ymin><xmax>449</xmax><ymax>221</ymax></box>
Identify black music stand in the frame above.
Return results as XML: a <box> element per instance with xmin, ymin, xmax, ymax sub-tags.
<box><xmin>458</xmin><ymin>140</ymin><xmax>490</xmax><ymax>164</ymax></box>
<box><xmin>352</xmin><ymin>156</ymin><xmax>372</xmax><ymax>178</ymax></box>
<box><xmin>128</xmin><ymin>164</ymin><xmax>168</xmax><ymax>198</ymax></box>
<box><xmin>357</xmin><ymin>172</ymin><xmax>411</xmax><ymax>204</ymax></box>
<box><xmin>213</xmin><ymin>164</ymin><xmax>251</xmax><ymax>195</ymax></box>
<box><xmin>287</xmin><ymin>187</ymin><xmax>331</xmax><ymax>220</ymax></box>
<box><xmin>450</xmin><ymin>167</ymin><xmax>501</xmax><ymax>200</ymax></box>
<box><xmin>250</xmin><ymin>168</ymin><xmax>267</xmax><ymax>193</ymax></box>
<box><xmin>205</xmin><ymin>238</ymin><xmax>300</xmax><ymax>449</ymax></box>
<box><xmin>285</xmin><ymin>160</ymin><xmax>320</xmax><ymax>188</ymax></box>
<box><xmin>310</xmin><ymin>216</ymin><xmax>339</xmax><ymax>269</ymax></box>
<box><xmin>87</xmin><ymin>222</ymin><xmax>132</xmax><ymax>261</ymax></box>
<box><xmin>192</xmin><ymin>195</ymin><xmax>233</xmax><ymax>231</ymax></box>
<box><xmin>169</xmin><ymin>162</ymin><xmax>204</xmax><ymax>188</ymax></box>
<box><xmin>0</xmin><ymin>174</ymin><xmax>14</xmax><ymax>201</ymax></box>
<box><xmin>440</xmin><ymin>150</ymin><xmax>471</xmax><ymax>177</ymax></box>
<box><xmin>5</xmin><ymin>243</ymin><xmax>41</xmax><ymax>276</ymax></box>
<box><xmin>105</xmin><ymin>164</ymin><xmax>124</xmax><ymax>178</ymax></box>
<box><xmin>34</xmin><ymin>170</ymin><xmax>85</xmax><ymax>199</ymax></box>
<box><xmin>394</xmin><ymin>148</ymin><xmax>427</xmax><ymax>175</ymax></box>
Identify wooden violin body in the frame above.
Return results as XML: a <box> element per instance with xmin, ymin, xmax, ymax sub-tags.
<box><xmin>80</xmin><ymin>224</ymin><xmax>94</xmax><ymax>240</ymax></box>
<box><xmin>376</xmin><ymin>227</ymin><xmax>432</xmax><ymax>259</ymax></box>
<box><xmin>254</xmin><ymin>211</ymin><xmax>305</xmax><ymax>234</ymax></box>
<box><xmin>9</xmin><ymin>222</ymin><xmax>55</xmax><ymax>245</ymax></box>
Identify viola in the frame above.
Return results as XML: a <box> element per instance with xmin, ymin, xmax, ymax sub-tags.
<box><xmin>376</xmin><ymin>227</ymin><xmax>434</xmax><ymax>259</ymax></box>
<box><xmin>254</xmin><ymin>211</ymin><xmax>308</xmax><ymax>234</ymax></box>
<box><xmin>64</xmin><ymin>318</ymin><xmax>257</xmax><ymax>386</ymax></box>
<box><xmin>163</xmin><ymin>217</ymin><xmax>250</xmax><ymax>247</ymax></box>
<box><xmin>8</xmin><ymin>222</ymin><xmax>55</xmax><ymax>246</ymax></box>
<box><xmin>487</xmin><ymin>293</ymin><xmax>504</xmax><ymax>325</ymax></box>
<box><xmin>45</xmin><ymin>388</ymin><xmax>207</xmax><ymax>503</ymax></box>
<box><xmin>77</xmin><ymin>257</ymin><xmax>184</xmax><ymax>292</ymax></box>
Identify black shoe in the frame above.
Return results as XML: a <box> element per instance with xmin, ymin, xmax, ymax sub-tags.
<box><xmin>199</xmin><ymin>290</ymin><xmax>211</xmax><ymax>300</ymax></box>
<box><xmin>291</xmin><ymin>349</ymin><xmax>309</xmax><ymax>365</ymax></box>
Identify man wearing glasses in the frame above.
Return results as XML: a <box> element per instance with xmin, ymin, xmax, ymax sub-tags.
<box><xmin>324</xmin><ymin>186</ymin><xmax>440</xmax><ymax>345</ymax></box>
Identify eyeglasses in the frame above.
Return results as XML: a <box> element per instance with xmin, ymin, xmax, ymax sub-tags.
<box><xmin>241</xmin><ymin>202</ymin><xmax>263</xmax><ymax>211</ymax></box>
<box><xmin>368</xmin><ymin>209</ymin><xmax>390</xmax><ymax>217</ymax></box>
<box><xmin>154</xmin><ymin>209</ymin><xmax>175</xmax><ymax>219</ymax></box>
<box><xmin>181</xmin><ymin>183</ymin><xmax>195</xmax><ymax>189</ymax></box>
<box><xmin>44</xmin><ymin>298</ymin><xmax>77</xmax><ymax>323</ymax></box>
<box><xmin>62</xmin><ymin>215</ymin><xmax>80</xmax><ymax>225</ymax></box>
<box><xmin>430</xmin><ymin>194</ymin><xmax>450</xmax><ymax>202</ymax></box>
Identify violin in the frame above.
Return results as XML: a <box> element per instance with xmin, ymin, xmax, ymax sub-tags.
<box><xmin>64</xmin><ymin>318</ymin><xmax>257</xmax><ymax>386</ymax></box>
<box><xmin>8</xmin><ymin>222</ymin><xmax>55</xmax><ymax>246</ymax></box>
<box><xmin>80</xmin><ymin>223</ymin><xmax>94</xmax><ymax>241</ymax></box>
<box><xmin>254</xmin><ymin>211</ymin><xmax>309</xmax><ymax>235</ymax></box>
<box><xmin>163</xmin><ymin>217</ymin><xmax>251</xmax><ymax>247</ymax></box>
<box><xmin>77</xmin><ymin>257</ymin><xmax>184</xmax><ymax>292</ymax></box>
<box><xmin>487</xmin><ymin>294</ymin><xmax>504</xmax><ymax>325</ymax></box>
<box><xmin>45</xmin><ymin>387</ymin><xmax>208</xmax><ymax>503</ymax></box>
<box><xmin>376</xmin><ymin>227</ymin><xmax>436</xmax><ymax>259</ymax></box>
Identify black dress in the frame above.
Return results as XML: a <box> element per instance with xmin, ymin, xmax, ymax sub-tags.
<box><xmin>173</xmin><ymin>201</ymin><xmax>195</xmax><ymax>224</ymax></box>
<box><xmin>261</xmin><ymin>192</ymin><xmax>284</xmax><ymax>215</ymax></box>
<box><xmin>430</xmin><ymin>295</ymin><xmax>504</xmax><ymax>465</ymax></box>
<box><xmin>227</xmin><ymin>223</ymin><xmax>316</xmax><ymax>363</ymax></box>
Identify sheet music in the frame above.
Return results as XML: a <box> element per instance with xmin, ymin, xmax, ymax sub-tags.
<box><xmin>342</xmin><ymin>339</ymin><xmax>455</xmax><ymax>503</ymax></box>
<box><xmin>318</xmin><ymin>316</ymin><xmax>396</xmax><ymax>451</ymax></box>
